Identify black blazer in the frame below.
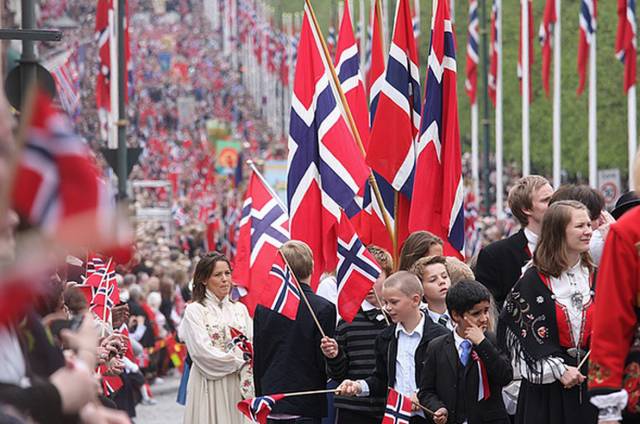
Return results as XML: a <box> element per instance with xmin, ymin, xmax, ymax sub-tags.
<box><xmin>474</xmin><ymin>229</ymin><xmax>530</xmax><ymax>308</ymax></box>
<box><xmin>365</xmin><ymin>313</ymin><xmax>448</xmax><ymax>397</ymax></box>
<box><xmin>419</xmin><ymin>332</ymin><xmax>512</xmax><ymax>424</ymax></box>
<box><xmin>253</xmin><ymin>284</ymin><xmax>336</xmax><ymax>418</ymax></box>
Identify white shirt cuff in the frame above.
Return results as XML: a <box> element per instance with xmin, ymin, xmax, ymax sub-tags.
<box><xmin>356</xmin><ymin>379</ymin><xmax>370</xmax><ymax>397</ymax></box>
<box><xmin>590</xmin><ymin>390</ymin><xmax>628</xmax><ymax>421</ymax></box>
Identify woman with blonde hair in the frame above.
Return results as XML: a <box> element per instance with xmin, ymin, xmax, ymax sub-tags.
<box><xmin>499</xmin><ymin>201</ymin><xmax>598</xmax><ymax>424</ymax></box>
<box><xmin>178</xmin><ymin>252</ymin><xmax>253</xmax><ymax>423</ymax></box>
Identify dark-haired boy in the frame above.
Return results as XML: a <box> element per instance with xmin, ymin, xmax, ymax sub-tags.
<box><xmin>418</xmin><ymin>281</ymin><xmax>512</xmax><ymax>424</ymax></box>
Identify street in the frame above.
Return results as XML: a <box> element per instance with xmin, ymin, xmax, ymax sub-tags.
<box><xmin>135</xmin><ymin>374</ymin><xmax>183</xmax><ymax>424</ymax></box>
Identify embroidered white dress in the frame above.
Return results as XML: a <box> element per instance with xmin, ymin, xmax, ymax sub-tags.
<box><xmin>178</xmin><ymin>290</ymin><xmax>254</xmax><ymax>424</ymax></box>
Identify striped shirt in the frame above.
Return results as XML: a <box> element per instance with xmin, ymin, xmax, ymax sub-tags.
<box><xmin>326</xmin><ymin>307</ymin><xmax>389</xmax><ymax>417</ymax></box>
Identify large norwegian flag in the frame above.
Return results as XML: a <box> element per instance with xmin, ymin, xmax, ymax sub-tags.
<box><xmin>234</xmin><ymin>171</ymin><xmax>289</xmax><ymax>315</ymax></box>
<box><xmin>335</xmin><ymin>0</ymin><xmax>369</xmax><ymax>151</ymax></box>
<box><xmin>518</xmin><ymin>0</ymin><xmax>535</xmax><ymax>101</ymax></box>
<box><xmin>616</xmin><ymin>0</ymin><xmax>637</xmax><ymax>93</ymax></box>
<box><xmin>11</xmin><ymin>92</ymin><xmax>113</xmax><ymax>240</ymax></box>
<box><xmin>465</xmin><ymin>0</ymin><xmax>479</xmax><ymax>105</ymax></box>
<box><xmin>488</xmin><ymin>0</ymin><xmax>499</xmax><ymax>106</ymax></box>
<box><xmin>367</xmin><ymin>0</ymin><xmax>421</xmax><ymax>199</ymax></box>
<box><xmin>287</xmin><ymin>3</ymin><xmax>370</xmax><ymax>287</ymax></box>
<box><xmin>409</xmin><ymin>0</ymin><xmax>464</xmax><ymax>258</ymax></box>
<box><xmin>539</xmin><ymin>0</ymin><xmax>557</xmax><ymax>98</ymax></box>
<box><xmin>367</xmin><ymin>0</ymin><xmax>386</xmax><ymax>123</ymax></box>
<box><xmin>577</xmin><ymin>0</ymin><xmax>597</xmax><ymax>95</ymax></box>
<box><xmin>336</xmin><ymin>212</ymin><xmax>381</xmax><ymax>322</ymax></box>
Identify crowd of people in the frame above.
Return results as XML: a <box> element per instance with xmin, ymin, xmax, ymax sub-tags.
<box><xmin>1</xmin><ymin>0</ymin><xmax>640</xmax><ymax>424</ymax></box>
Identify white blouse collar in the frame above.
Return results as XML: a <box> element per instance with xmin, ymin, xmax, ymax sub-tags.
<box><xmin>205</xmin><ymin>289</ymin><xmax>229</xmax><ymax>306</ymax></box>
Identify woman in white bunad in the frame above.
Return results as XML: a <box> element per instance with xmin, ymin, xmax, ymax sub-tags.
<box><xmin>178</xmin><ymin>252</ymin><xmax>253</xmax><ymax>424</ymax></box>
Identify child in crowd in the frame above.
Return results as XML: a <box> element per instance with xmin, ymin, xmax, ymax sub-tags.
<box><xmin>398</xmin><ymin>231</ymin><xmax>444</xmax><ymax>271</ymax></box>
<box><xmin>337</xmin><ymin>271</ymin><xmax>448</xmax><ymax>424</ymax></box>
<box><xmin>419</xmin><ymin>281</ymin><xmax>512</xmax><ymax>424</ymax></box>
<box><xmin>411</xmin><ymin>256</ymin><xmax>454</xmax><ymax>331</ymax></box>
<box><xmin>444</xmin><ymin>256</ymin><xmax>476</xmax><ymax>285</ymax></box>
<box><xmin>253</xmin><ymin>241</ymin><xmax>336</xmax><ymax>424</ymax></box>
<box><xmin>320</xmin><ymin>246</ymin><xmax>393</xmax><ymax>424</ymax></box>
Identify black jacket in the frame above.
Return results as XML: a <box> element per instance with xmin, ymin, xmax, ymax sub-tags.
<box><xmin>364</xmin><ymin>313</ymin><xmax>448</xmax><ymax>397</ymax></box>
<box><xmin>474</xmin><ymin>229</ymin><xmax>530</xmax><ymax>308</ymax></box>
<box><xmin>253</xmin><ymin>284</ymin><xmax>336</xmax><ymax>418</ymax></box>
<box><xmin>419</xmin><ymin>332</ymin><xmax>512</xmax><ymax>424</ymax></box>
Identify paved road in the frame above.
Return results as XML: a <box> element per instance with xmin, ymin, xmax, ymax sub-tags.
<box><xmin>135</xmin><ymin>374</ymin><xmax>184</xmax><ymax>424</ymax></box>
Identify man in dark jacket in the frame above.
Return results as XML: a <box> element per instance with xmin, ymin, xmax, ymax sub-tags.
<box><xmin>474</xmin><ymin>175</ymin><xmax>553</xmax><ymax>308</ymax></box>
<box><xmin>253</xmin><ymin>241</ymin><xmax>336</xmax><ymax>424</ymax></box>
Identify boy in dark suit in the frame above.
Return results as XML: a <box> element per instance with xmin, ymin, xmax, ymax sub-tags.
<box><xmin>419</xmin><ymin>280</ymin><xmax>512</xmax><ymax>424</ymax></box>
<box><xmin>336</xmin><ymin>271</ymin><xmax>448</xmax><ymax>424</ymax></box>
<box><xmin>253</xmin><ymin>241</ymin><xmax>336</xmax><ymax>424</ymax></box>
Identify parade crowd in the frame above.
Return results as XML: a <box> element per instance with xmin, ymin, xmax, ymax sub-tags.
<box><xmin>1</xmin><ymin>0</ymin><xmax>640</xmax><ymax>424</ymax></box>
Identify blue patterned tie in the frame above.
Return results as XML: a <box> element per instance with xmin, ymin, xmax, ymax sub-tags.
<box><xmin>460</xmin><ymin>340</ymin><xmax>472</xmax><ymax>366</ymax></box>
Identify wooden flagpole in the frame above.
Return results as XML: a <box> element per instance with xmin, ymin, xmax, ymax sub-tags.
<box><xmin>278</xmin><ymin>250</ymin><xmax>327</xmax><ymax>339</ymax></box>
<box><xmin>303</xmin><ymin>0</ymin><xmax>396</xmax><ymax>256</ymax></box>
<box><xmin>283</xmin><ymin>388</ymin><xmax>338</xmax><ymax>397</ymax></box>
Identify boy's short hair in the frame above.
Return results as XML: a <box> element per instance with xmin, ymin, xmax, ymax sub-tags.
<box><xmin>446</xmin><ymin>280</ymin><xmax>491</xmax><ymax>316</ymax></box>
<box><xmin>383</xmin><ymin>271</ymin><xmax>424</xmax><ymax>298</ymax></box>
<box><xmin>549</xmin><ymin>184</ymin><xmax>605</xmax><ymax>221</ymax></box>
<box><xmin>367</xmin><ymin>245</ymin><xmax>393</xmax><ymax>276</ymax></box>
<box><xmin>444</xmin><ymin>257</ymin><xmax>475</xmax><ymax>285</ymax></box>
<box><xmin>508</xmin><ymin>175</ymin><xmax>550</xmax><ymax>227</ymax></box>
<box><xmin>281</xmin><ymin>240</ymin><xmax>314</xmax><ymax>282</ymax></box>
<box><xmin>410</xmin><ymin>256</ymin><xmax>447</xmax><ymax>282</ymax></box>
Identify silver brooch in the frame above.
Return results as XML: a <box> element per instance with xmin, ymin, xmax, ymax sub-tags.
<box><xmin>536</xmin><ymin>296</ymin><xmax>544</xmax><ymax>304</ymax></box>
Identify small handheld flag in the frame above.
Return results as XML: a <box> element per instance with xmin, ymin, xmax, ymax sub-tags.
<box><xmin>383</xmin><ymin>388</ymin><xmax>413</xmax><ymax>424</ymax></box>
<box><xmin>237</xmin><ymin>394</ymin><xmax>285</xmax><ymax>424</ymax></box>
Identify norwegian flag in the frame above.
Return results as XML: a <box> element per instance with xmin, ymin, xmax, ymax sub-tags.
<box><xmin>85</xmin><ymin>253</ymin><xmax>106</xmax><ymax>280</ymax></box>
<box><xmin>367</xmin><ymin>0</ymin><xmax>421</xmax><ymax>199</ymax></box>
<box><xmin>47</xmin><ymin>51</ymin><xmax>80</xmax><ymax>115</ymax></box>
<box><xmin>335</xmin><ymin>0</ymin><xmax>370</xmax><ymax>151</ymax></box>
<box><xmin>265</xmin><ymin>253</ymin><xmax>301</xmax><ymax>320</ymax></box>
<box><xmin>367</xmin><ymin>0</ymin><xmax>386</xmax><ymax>121</ymax></box>
<box><xmin>465</xmin><ymin>0</ymin><xmax>479</xmax><ymax>104</ymax></box>
<box><xmin>234</xmin><ymin>171</ymin><xmax>289</xmax><ymax>315</ymax></box>
<box><xmin>518</xmin><ymin>0</ymin><xmax>535</xmax><ymax>101</ymax></box>
<box><xmin>287</xmin><ymin>3</ymin><xmax>370</xmax><ymax>286</ymax></box>
<box><xmin>99</xmin><ymin>364</ymin><xmax>123</xmax><ymax>396</ymax></box>
<box><xmin>95</xmin><ymin>0</ymin><xmax>131</xmax><ymax>111</ymax></box>
<box><xmin>616</xmin><ymin>0</ymin><xmax>637</xmax><ymax>93</ymax></box>
<box><xmin>237</xmin><ymin>394</ymin><xmax>285</xmax><ymax>424</ymax></box>
<box><xmin>409</xmin><ymin>0</ymin><xmax>464</xmax><ymax>258</ymax></box>
<box><xmin>90</xmin><ymin>261</ymin><xmax>120</xmax><ymax>322</ymax></box>
<box><xmin>230</xmin><ymin>326</ymin><xmax>253</xmax><ymax>363</ymax></box>
<box><xmin>336</xmin><ymin>212</ymin><xmax>381</xmax><ymax>322</ymax></box>
<box><xmin>539</xmin><ymin>0</ymin><xmax>556</xmax><ymax>98</ymax></box>
<box><xmin>577</xmin><ymin>0</ymin><xmax>597</xmax><ymax>95</ymax></box>
<box><xmin>11</xmin><ymin>91</ymin><xmax>113</xmax><ymax>239</ymax></box>
<box><xmin>488</xmin><ymin>0</ymin><xmax>499</xmax><ymax>106</ymax></box>
<box><xmin>383</xmin><ymin>388</ymin><xmax>413</xmax><ymax>424</ymax></box>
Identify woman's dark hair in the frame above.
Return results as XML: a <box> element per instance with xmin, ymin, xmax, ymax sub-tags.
<box><xmin>446</xmin><ymin>280</ymin><xmax>491</xmax><ymax>316</ymax></box>
<box><xmin>398</xmin><ymin>231</ymin><xmax>443</xmax><ymax>271</ymax></box>
<box><xmin>191</xmin><ymin>252</ymin><xmax>232</xmax><ymax>304</ymax></box>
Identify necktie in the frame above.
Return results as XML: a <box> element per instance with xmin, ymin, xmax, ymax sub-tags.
<box><xmin>438</xmin><ymin>314</ymin><xmax>450</xmax><ymax>327</ymax></box>
<box><xmin>460</xmin><ymin>340</ymin><xmax>472</xmax><ymax>366</ymax></box>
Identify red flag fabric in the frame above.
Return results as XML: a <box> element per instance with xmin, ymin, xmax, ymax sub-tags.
<box><xmin>234</xmin><ymin>171</ymin><xmax>289</xmax><ymax>315</ymax></box>
<box><xmin>409</xmin><ymin>0</ymin><xmax>464</xmax><ymax>258</ymax></box>
<box><xmin>11</xmin><ymin>92</ymin><xmax>115</xmax><ymax>247</ymax></box>
<box><xmin>382</xmin><ymin>388</ymin><xmax>413</xmax><ymax>424</ymax></box>
<box><xmin>539</xmin><ymin>0</ymin><xmax>556</xmax><ymax>98</ymax></box>
<box><xmin>488</xmin><ymin>0</ymin><xmax>499</xmax><ymax>106</ymax></box>
<box><xmin>517</xmin><ymin>0</ymin><xmax>535</xmax><ymax>101</ymax></box>
<box><xmin>287</xmin><ymin>3</ymin><xmax>370</xmax><ymax>287</ymax></box>
<box><xmin>465</xmin><ymin>0</ymin><xmax>479</xmax><ymax>105</ymax></box>
<box><xmin>577</xmin><ymin>0</ymin><xmax>597</xmax><ymax>95</ymax></box>
<box><xmin>237</xmin><ymin>394</ymin><xmax>285</xmax><ymax>424</ymax></box>
<box><xmin>616</xmin><ymin>0</ymin><xmax>637</xmax><ymax>93</ymax></box>
<box><xmin>336</xmin><ymin>212</ymin><xmax>381</xmax><ymax>322</ymax></box>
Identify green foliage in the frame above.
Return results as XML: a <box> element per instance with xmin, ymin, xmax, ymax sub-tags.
<box><xmin>270</xmin><ymin>0</ymin><xmax>636</xmax><ymax>178</ymax></box>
